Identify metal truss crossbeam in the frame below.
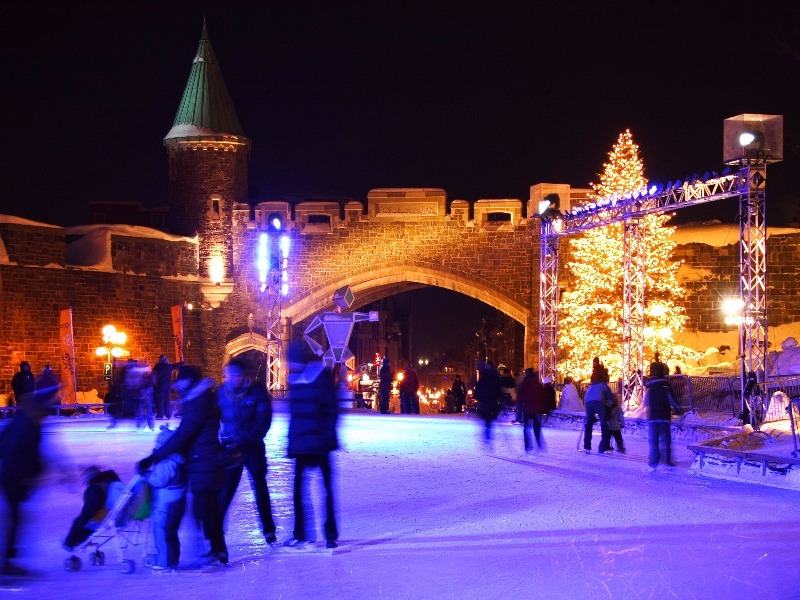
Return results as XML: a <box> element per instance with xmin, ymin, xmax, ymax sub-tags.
<box><xmin>622</xmin><ymin>220</ymin><xmax>646</xmax><ymax>408</ymax></box>
<box><xmin>553</xmin><ymin>172</ymin><xmax>742</xmax><ymax>236</ymax></box>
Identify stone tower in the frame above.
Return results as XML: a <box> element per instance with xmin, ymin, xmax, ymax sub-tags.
<box><xmin>163</xmin><ymin>20</ymin><xmax>250</xmax><ymax>283</ymax></box>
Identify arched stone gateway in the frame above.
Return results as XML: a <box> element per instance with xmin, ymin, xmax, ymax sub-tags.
<box><xmin>223</xmin><ymin>332</ymin><xmax>271</xmax><ymax>387</ymax></box>
<box><xmin>282</xmin><ymin>266</ymin><xmax>535</xmax><ymax>382</ymax></box>
<box><xmin>284</xmin><ymin>266</ymin><xmax>528</xmax><ymax>326</ymax></box>
<box><xmin>225</xmin><ymin>331</ymin><xmax>269</xmax><ymax>357</ymax></box>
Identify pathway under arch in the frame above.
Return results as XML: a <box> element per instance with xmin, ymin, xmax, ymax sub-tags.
<box><xmin>283</xmin><ymin>266</ymin><xmax>535</xmax><ymax>367</ymax></box>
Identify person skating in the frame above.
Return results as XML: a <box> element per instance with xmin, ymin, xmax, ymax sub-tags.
<box><xmin>645</xmin><ymin>359</ymin><xmax>681</xmax><ymax>470</ymax></box>
<box><xmin>1</xmin><ymin>381</ymin><xmax>59</xmax><ymax>577</ymax></box>
<box><xmin>145</xmin><ymin>426</ymin><xmax>187</xmax><ymax>573</ymax></box>
<box><xmin>217</xmin><ymin>358</ymin><xmax>277</xmax><ymax>544</ymax></box>
<box><xmin>517</xmin><ymin>368</ymin><xmax>547</xmax><ymax>451</ymax></box>
<box><xmin>137</xmin><ymin>365</ymin><xmax>228</xmax><ymax>565</ymax></box>
<box><xmin>582</xmin><ymin>359</ymin><xmax>614</xmax><ymax>454</ymax></box>
<box><xmin>151</xmin><ymin>355</ymin><xmax>182</xmax><ymax>420</ymax></box>
<box><xmin>283</xmin><ymin>341</ymin><xmax>340</xmax><ymax>550</ymax></box>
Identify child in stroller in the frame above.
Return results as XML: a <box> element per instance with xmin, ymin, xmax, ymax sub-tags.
<box><xmin>63</xmin><ymin>467</ymin><xmax>122</xmax><ymax>551</ymax></box>
<box><xmin>63</xmin><ymin>467</ymin><xmax>153</xmax><ymax>573</ymax></box>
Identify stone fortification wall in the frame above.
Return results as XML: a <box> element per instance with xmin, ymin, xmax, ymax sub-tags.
<box><xmin>0</xmin><ymin>222</ymin><xmax>66</xmax><ymax>267</ymax></box>
<box><xmin>1</xmin><ymin>201</ymin><xmax>798</xmax><ymax>394</ymax></box>
<box><xmin>674</xmin><ymin>230</ymin><xmax>800</xmax><ymax>330</ymax></box>
<box><xmin>0</xmin><ymin>223</ymin><xmax>203</xmax><ymax>394</ymax></box>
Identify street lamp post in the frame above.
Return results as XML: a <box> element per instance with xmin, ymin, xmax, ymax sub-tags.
<box><xmin>95</xmin><ymin>324</ymin><xmax>127</xmax><ymax>381</ymax></box>
<box><xmin>723</xmin><ymin>297</ymin><xmax>747</xmax><ymax>420</ymax></box>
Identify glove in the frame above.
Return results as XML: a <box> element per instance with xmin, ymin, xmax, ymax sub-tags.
<box><xmin>137</xmin><ymin>455</ymin><xmax>155</xmax><ymax>475</ymax></box>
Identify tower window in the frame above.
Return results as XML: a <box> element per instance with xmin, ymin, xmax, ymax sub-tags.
<box><xmin>209</xmin><ymin>196</ymin><xmax>222</xmax><ymax>220</ymax></box>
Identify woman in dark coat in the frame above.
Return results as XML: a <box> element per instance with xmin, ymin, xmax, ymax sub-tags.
<box><xmin>138</xmin><ymin>365</ymin><xmax>227</xmax><ymax>565</ymax></box>
<box><xmin>378</xmin><ymin>358</ymin><xmax>393</xmax><ymax>414</ymax></box>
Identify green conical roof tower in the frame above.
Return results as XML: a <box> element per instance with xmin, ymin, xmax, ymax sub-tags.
<box><xmin>164</xmin><ymin>19</ymin><xmax>246</xmax><ymax>141</ymax></box>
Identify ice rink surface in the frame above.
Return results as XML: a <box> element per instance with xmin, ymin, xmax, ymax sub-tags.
<box><xmin>2</xmin><ymin>412</ymin><xmax>798</xmax><ymax>600</ymax></box>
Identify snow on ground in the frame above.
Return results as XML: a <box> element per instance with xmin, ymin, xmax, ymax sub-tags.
<box><xmin>2</xmin><ymin>413</ymin><xmax>799</xmax><ymax>600</ymax></box>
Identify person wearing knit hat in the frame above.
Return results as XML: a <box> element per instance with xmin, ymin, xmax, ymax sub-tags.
<box><xmin>144</xmin><ymin>425</ymin><xmax>187</xmax><ymax>573</ymax></box>
<box><xmin>645</xmin><ymin>357</ymin><xmax>681</xmax><ymax>471</ymax></box>
<box><xmin>151</xmin><ymin>354</ymin><xmax>183</xmax><ymax>420</ymax></box>
<box><xmin>62</xmin><ymin>466</ymin><xmax>121</xmax><ymax>552</ymax></box>
<box><xmin>217</xmin><ymin>357</ymin><xmax>276</xmax><ymax>545</ymax></box>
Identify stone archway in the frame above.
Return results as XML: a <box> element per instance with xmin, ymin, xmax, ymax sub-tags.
<box><xmin>283</xmin><ymin>265</ymin><xmax>535</xmax><ymax>368</ymax></box>
<box><xmin>224</xmin><ymin>331</ymin><xmax>270</xmax><ymax>387</ymax></box>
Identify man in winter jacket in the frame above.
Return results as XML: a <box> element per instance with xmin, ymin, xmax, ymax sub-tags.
<box><xmin>398</xmin><ymin>362</ymin><xmax>420</xmax><ymax>414</ymax></box>
<box><xmin>151</xmin><ymin>355</ymin><xmax>182</xmax><ymax>419</ymax></box>
<box><xmin>378</xmin><ymin>358</ymin><xmax>394</xmax><ymax>414</ymax></box>
<box><xmin>283</xmin><ymin>341</ymin><xmax>339</xmax><ymax>550</ymax></box>
<box><xmin>645</xmin><ymin>361</ymin><xmax>681</xmax><ymax>470</ymax></box>
<box><xmin>474</xmin><ymin>360</ymin><xmax>502</xmax><ymax>444</ymax></box>
<box><xmin>10</xmin><ymin>362</ymin><xmax>35</xmax><ymax>406</ymax></box>
<box><xmin>137</xmin><ymin>365</ymin><xmax>228</xmax><ymax>565</ymax></box>
<box><xmin>517</xmin><ymin>368</ymin><xmax>547</xmax><ymax>451</ymax></box>
<box><xmin>217</xmin><ymin>357</ymin><xmax>276</xmax><ymax>544</ymax></box>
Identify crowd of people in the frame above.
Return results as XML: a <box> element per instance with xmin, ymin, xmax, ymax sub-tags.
<box><xmin>2</xmin><ymin>345</ymin><xmax>340</xmax><ymax>577</ymax></box>
<box><xmin>456</xmin><ymin>356</ymin><xmax>682</xmax><ymax>468</ymax></box>
<box><xmin>2</xmin><ymin>348</ymin><xmax>685</xmax><ymax>578</ymax></box>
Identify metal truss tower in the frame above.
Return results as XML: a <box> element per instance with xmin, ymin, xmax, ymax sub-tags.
<box><xmin>538</xmin><ymin>166</ymin><xmax>768</xmax><ymax>403</ymax></box>
<box><xmin>264</xmin><ymin>265</ymin><xmax>282</xmax><ymax>392</ymax></box>
<box><xmin>739</xmin><ymin>165</ymin><xmax>768</xmax><ymax>401</ymax></box>
<box><xmin>622</xmin><ymin>219</ymin><xmax>646</xmax><ymax>408</ymax></box>
<box><xmin>258</xmin><ymin>229</ymin><xmax>288</xmax><ymax>392</ymax></box>
<box><xmin>538</xmin><ymin>220</ymin><xmax>560</xmax><ymax>379</ymax></box>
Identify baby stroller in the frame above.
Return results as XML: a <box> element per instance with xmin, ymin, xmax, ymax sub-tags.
<box><xmin>64</xmin><ymin>474</ymin><xmax>153</xmax><ymax>574</ymax></box>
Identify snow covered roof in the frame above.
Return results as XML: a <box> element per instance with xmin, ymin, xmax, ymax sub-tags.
<box><xmin>0</xmin><ymin>214</ymin><xmax>63</xmax><ymax>229</ymax></box>
<box><xmin>64</xmin><ymin>224</ymin><xmax>197</xmax><ymax>271</ymax></box>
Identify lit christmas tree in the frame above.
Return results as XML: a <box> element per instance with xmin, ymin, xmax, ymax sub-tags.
<box><xmin>558</xmin><ymin>130</ymin><xmax>694</xmax><ymax>381</ymax></box>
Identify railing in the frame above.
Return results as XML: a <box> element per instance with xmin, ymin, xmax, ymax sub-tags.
<box><xmin>572</xmin><ymin>374</ymin><xmax>799</xmax><ymax>426</ymax></box>
<box><xmin>763</xmin><ymin>376</ymin><xmax>800</xmax><ymax>423</ymax></box>
<box><xmin>577</xmin><ymin>375</ymin><xmax>739</xmax><ymax>415</ymax></box>
<box><xmin>788</xmin><ymin>397</ymin><xmax>800</xmax><ymax>458</ymax></box>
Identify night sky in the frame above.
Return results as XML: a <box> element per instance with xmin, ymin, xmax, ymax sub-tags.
<box><xmin>4</xmin><ymin>1</ymin><xmax>800</xmax><ymax>359</ymax></box>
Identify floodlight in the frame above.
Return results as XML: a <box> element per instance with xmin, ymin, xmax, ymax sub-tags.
<box><xmin>723</xmin><ymin>114</ymin><xmax>783</xmax><ymax>164</ymax></box>
<box><xmin>739</xmin><ymin>132</ymin><xmax>756</xmax><ymax>147</ymax></box>
<box><xmin>267</xmin><ymin>212</ymin><xmax>284</xmax><ymax>232</ymax></box>
<box><xmin>537</xmin><ymin>193</ymin><xmax>560</xmax><ymax>216</ymax></box>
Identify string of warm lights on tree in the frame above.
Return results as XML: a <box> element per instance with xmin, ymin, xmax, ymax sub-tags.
<box><xmin>558</xmin><ymin>130</ymin><xmax>699</xmax><ymax>381</ymax></box>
